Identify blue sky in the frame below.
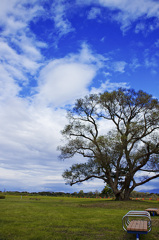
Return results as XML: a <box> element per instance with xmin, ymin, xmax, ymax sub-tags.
<box><xmin>0</xmin><ymin>0</ymin><xmax>159</xmax><ymax>193</ymax></box>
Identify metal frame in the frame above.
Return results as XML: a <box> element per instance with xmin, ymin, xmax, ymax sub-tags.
<box><xmin>122</xmin><ymin>210</ymin><xmax>151</xmax><ymax>233</ymax></box>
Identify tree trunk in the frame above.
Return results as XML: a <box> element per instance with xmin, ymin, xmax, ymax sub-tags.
<box><xmin>114</xmin><ymin>188</ymin><xmax>132</xmax><ymax>201</ymax></box>
<box><xmin>123</xmin><ymin>192</ymin><xmax>131</xmax><ymax>201</ymax></box>
<box><xmin>123</xmin><ymin>188</ymin><xmax>132</xmax><ymax>201</ymax></box>
<box><xmin>114</xmin><ymin>192</ymin><xmax>124</xmax><ymax>201</ymax></box>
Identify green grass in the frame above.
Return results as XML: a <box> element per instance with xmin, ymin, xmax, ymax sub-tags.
<box><xmin>0</xmin><ymin>195</ymin><xmax>159</xmax><ymax>240</ymax></box>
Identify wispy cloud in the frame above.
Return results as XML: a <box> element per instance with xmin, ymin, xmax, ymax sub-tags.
<box><xmin>129</xmin><ymin>58</ymin><xmax>141</xmax><ymax>71</ymax></box>
<box><xmin>79</xmin><ymin>0</ymin><xmax>159</xmax><ymax>32</ymax></box>
<box><xmin>51</xmin><ymin>0</ymin><xmax>74</xmax><ymax>38</ymax></box>
<box><xmin>90</xmin><ymin>80</ymin><xmax>129</xmax><ymax>94</ymax></box>
<box><xmin>143</xmin><ymin>45</ymin><xmax>159</xmax><ymax>74</ymax></box>
<box><xmin>101</xmin><ymin>0</ymin><xmax>159</xmax><ymax>31</ymax></box>
<box><xmin>113</xmin><ymin>61</ymin><xmax>127</xmax><ymax>73</ymax></box>
<box><xmin>87</xmin><ymin>7</ymin><xmax>101</xmax><ymax>19</ymax></box>
<box><xmin>0</xmin><ymin>1</ymin><xmax>45</xmax><ymax>99</ymax></box>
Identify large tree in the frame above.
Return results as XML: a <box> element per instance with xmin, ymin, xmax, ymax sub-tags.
<box><xmin>59</xmin><ymin>88</ymin><xmax>159</xmax><ymax>200</ymax></box>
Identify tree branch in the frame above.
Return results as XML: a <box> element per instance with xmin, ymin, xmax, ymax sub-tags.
<box><xmin>140</xmin><ymin>169</ymin><xmax>159</xmax><ymax>173</ymax></box>
<box><xmin>69</xmin><ymin>175</ymin><xmax>107</xmax><ymax>186</ymax></box>
<box><xmin>135</xmin><ymin>174</ymin><xmax>159</xmax><ymax>187</ymax></box>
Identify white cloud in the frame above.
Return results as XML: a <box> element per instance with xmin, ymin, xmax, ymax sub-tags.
<box><xmin>113</xmin><ymin>61</ymin><xmax>127</xmax><ymax>73</ymax></box>
<box><xmin>16</xmin><ymin>36</ymin><xmax>43</xmax><ymax>61</ymax></box>
<box><xmin>0</xmin><ymin>38</ymin><xmax>42</xmax><ymax>85</ymax></box>
<box><xmin>0</xmin><ymin>165</ymin><xmax>65</xmax><ymax>192</ymax></box>
<box><xmin>90</xmin><ymin>80</ymin><xmax>129</xmax><ymax>94</ymax></box>
<box><xmin>99</xmin><ymin>0</ymin><xmax>159</xmax><ymax>19</ymax></box>
<box><xmin>0</xmin><ymin>164</ymin><xmax>105</xmax><ymax>192</ymax></box>
<box><xmin>0</xmin><ymin>0</ymin><xmax>107</xmax><ymax>193</ymax></box>
<box><xmin>135</xmin><ymin>22</ymin><xmax>146</xmax><ymax>34</ymax></box>
<box><xmin>0</xmin><ymin>98</ymin><xmax>66</xmax><ymax>163</ymax></box>
<box><xmin>144</xmin><ymin>52</ymin><xmax>158</xmax><ymax>69</ymax></box>
<box><xmin>0</xmin><ymin>1</ymin><xmax>45</xmax><ymax>101</ymax></box>
<box><xmin>0</xmin><ymin>66</ymin><xmax>21</xmax><ymax>100</ymax></box>
<box><xmin>36</xmin><ymin>43</ymin><xmax>106</xmax><ymax>106</ymax></box>
<box><xmin>87</xmin><ymin>7</ymin><xmax>101</xmax><ymax>19</ymax></box>
<box><xmin>51</xmin><ymin>0</ymin><xmax>74</xmax><ymax>38</ymax></box>
<box><xmin>0</xmin><ymin>40</ymin><xmax>20</xmax><ymax>64</ymax></box>
<box><xmin>129</xmin><ymin>58</ymin><xmax>141</xmax><ymax>71</ymax></box>
<box><xmin>78</xmin><ymin>0</ymin><xmax>159</xmax><ymax>32</ymax></box>
<box><xmin>135</xmin><ymin>19</ymin><xmax>159</xmax><ymax>34</ymax></box>
<box><xmin>0</xmin><ymin>40</ymin><xmax>106</xmax><ymax>192</ymax></box>
<box><xmin>37</xmin><ymin>61</ymin><xmax>96</xmax><ymax>106</ymax></box>
<box><xmin>0</xmin><ymin>0</ymin><xmax>42</xmax><ymax>35</ymax></box>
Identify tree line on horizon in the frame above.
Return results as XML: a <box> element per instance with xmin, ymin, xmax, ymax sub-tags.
<box><xmin>1</xmin><ymin>189</ymin><xmax>159</xmax><ymax>199</ymax></box>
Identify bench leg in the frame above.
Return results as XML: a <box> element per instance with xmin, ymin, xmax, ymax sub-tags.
<box><xmin>136</xmin><ymin>233</ymin><xmax>140</xmax><ymax>240</ymax></box>
<box><xmin>150</xmin><ymin>211</ymin><xmax>155</xmax><ymax>216</ymax></box>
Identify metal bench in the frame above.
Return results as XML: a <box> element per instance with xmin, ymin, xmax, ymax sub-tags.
<box><xmin>145</xmin><ymin>208</ymin><xmax>159</xmax><ymax>216</ymax></box>
<box><xmin>122</xmin><ymin>211</ymin><xmax>151</xmax><ymax>240</ymax></box>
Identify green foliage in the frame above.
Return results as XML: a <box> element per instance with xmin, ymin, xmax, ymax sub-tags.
<box><xmin>130</xmin><ymin>191</ymin><xmax>159</xmax><ymax>200</ymax></box>
<box><xmin>101</xmin><ymin>185</ymin><xmax>114</xmax><ymax>197</ymax></box>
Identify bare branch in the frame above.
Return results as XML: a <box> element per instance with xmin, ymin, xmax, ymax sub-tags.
<box><xmin>70</xmin><ymin>175</ymin><xmax>106</xmax><ymax>186</ymax></box>
<box><xmin>140</xmin><ymin>169</ymin><xmax>159</xmax><ymax>173</ymax></box>
<box><xmin>135</xmin><ymin>174</ymin><xmax>159</xmax><ymax>187</ymax></box>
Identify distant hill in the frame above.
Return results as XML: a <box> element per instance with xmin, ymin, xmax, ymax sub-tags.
<box><xmin>141</xmin><ymin>188</ymin><xmax>159</xmax><ymax>194</ymax></box>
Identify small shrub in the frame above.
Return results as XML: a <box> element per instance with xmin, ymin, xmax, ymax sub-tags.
<box><xmin>0</xmin><ymin>195</ymin><xmax>5</xmax><ymax>199</ymax></box>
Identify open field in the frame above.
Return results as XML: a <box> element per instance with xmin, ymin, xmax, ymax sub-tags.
<box><xmin>0</xmin><ymin>195</ymin><xmax>159</xmax><ymax>240</ymax></box>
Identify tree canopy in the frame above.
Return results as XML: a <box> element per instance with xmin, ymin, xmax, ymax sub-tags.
<box><xmin>59</xmin><ymin>88</ymin><xmax>159</xmax><ymax>200</ymax></box>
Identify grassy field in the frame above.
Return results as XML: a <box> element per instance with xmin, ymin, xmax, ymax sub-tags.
<box><xmin>0</xmin><ymin>195</ymin><xmax>159</xmax><ymax>240</ymax></box>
